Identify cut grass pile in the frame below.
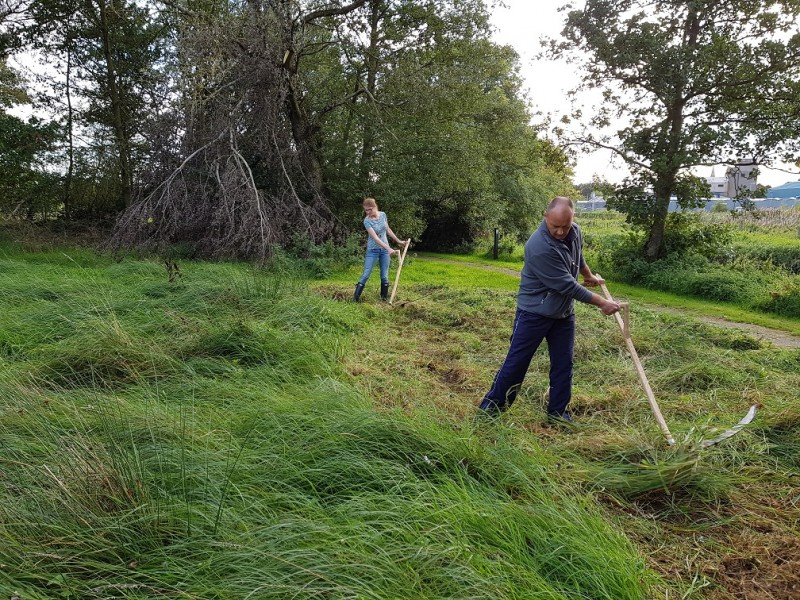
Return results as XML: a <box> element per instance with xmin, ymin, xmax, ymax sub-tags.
<box><xmin>0</xmin><ymin>242</ymin><xmax>655</xmax><ymax>598</ymax></box>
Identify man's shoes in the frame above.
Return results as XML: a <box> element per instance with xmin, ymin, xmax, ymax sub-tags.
<box><xmin>545</xmin><ymin>411</ymin><xmax>575</xmax><ymax>429</ymax></box>
<box><xmin>479</xmin><ymin>397</ymin><xmax>506</xmax><ymax>412</ymax></box>
<box><xmin>475</xmin><ymin>397</ymin><xmax>505</xmax><ymax>421</ymax></box>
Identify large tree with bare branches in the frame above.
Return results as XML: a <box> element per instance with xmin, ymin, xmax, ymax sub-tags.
<box><xmin>107</xmin><ymin>0</ymin><xmax>573</xmax><ymax>257</ymax></box>
<box><xmin>107</xmin><ymin>1</ymin><xmax>375</xmax><ymax>259</ymax></box>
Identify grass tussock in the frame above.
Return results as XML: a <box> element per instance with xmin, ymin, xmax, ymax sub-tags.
<box><xmin>589</xmin><ymin>446</ymin><xmax>739</xmax><ymax>503</ymax></box>
<box><xmin>35</xmin><ymin>315</ymin><xmax>183</xmax><ymax>388</ymax></box>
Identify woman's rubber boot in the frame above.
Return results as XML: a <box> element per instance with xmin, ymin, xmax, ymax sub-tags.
<box><xmin>380</xmin><ymin>282</ymin><xmax>389</xmax><ymax>302</ymax></box>
<box><xmin>353</xmin><ymin>283</ymin><xmax>365</xmax><ymax>302</ymax></box>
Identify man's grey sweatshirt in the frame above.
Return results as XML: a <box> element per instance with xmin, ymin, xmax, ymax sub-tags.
<box><xmin>517</xmin><ymin>220</ymin><xmax>594</xmax><ymax>318</ymax></box>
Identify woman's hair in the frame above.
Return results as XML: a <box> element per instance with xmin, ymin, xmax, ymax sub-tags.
<box><xmin>362</xmin><ymin>197</ymin><xmax>377</xmax><ymax>208</ymax></box>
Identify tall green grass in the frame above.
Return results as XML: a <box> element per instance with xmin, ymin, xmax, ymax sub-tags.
<box><xmin>0</xmin><ymin>243</ymin><xmax>654</xmax><ymax>598</ymax></box>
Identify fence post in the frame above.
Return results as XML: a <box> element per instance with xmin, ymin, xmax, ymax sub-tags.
<box><xmin>493</xmin><ymin>228</ymin><xmax>499</xmax><ymax>260</ymax></box>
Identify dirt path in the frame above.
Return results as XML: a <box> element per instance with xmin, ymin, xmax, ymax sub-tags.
<box><xmin>416</xmin><ymin>256</ymin><xmax>800</xmax><ymax>349</ymax></box>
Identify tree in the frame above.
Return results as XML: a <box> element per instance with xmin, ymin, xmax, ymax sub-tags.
<box><xmin>575</xmin><ymin>182</ymin><xmax>594</xmax><ymax>199</ymax></box>
<box><xmin>552</xmin><ymin>0</ymin><xmax>800</xmax><ymax>259</ymax></box>
<box><xmin>104</xmin><ymin>0</ymin><xmax>573</xmax><ymax>257</ymax></box>
<box><xmin>26</xmin><ymin>0</ymin><xmax>165</xmax><ymax>214</ymax></box>
<box><xmin>0</xmin><ymin>58</ymin><xmax>59</xmax><ymax>218</ymax></box>
<box><xmin>311</xmin><ymin>0</ymin><xmax>574</xmax><ymax>248</ymax></box>
<box><xmin>107</xmin><ymin>0</ymin><xmax>375</xmax><ymax>259</ymax></box>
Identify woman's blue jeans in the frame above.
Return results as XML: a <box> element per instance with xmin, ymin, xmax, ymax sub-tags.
<box><xmin>358</xmin><ymin>248</ymin><xmax>390</xmax><ymax>285</ymax></box>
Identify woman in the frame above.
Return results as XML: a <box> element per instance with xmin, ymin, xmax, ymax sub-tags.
<box><xmin>354</xmin><ymin>198</ymin><xmax>408</xmax><ymax>302</ymax></box>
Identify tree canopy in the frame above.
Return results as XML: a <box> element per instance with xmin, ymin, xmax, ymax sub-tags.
<box><xmin>2</xmin><ymin>0</ymin><xmax>575</xmax><ymax>257</ymax></box>
<box><xmin>0</xmin><ymin>57</ymin><xmax>59</xmax><ymax>218</ymax></box>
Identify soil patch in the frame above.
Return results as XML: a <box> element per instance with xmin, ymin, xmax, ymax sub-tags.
<box><xmin>710</xmin><ymin>533</ymin><xmax>800</xmax><ymax>600</ymax></box>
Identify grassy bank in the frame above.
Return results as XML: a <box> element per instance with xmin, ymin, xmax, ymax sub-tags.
<box><xmin>440</xmin><ymin>207</ymin><xmax>800</xmax><ymax>326</ymax></box>
<box><xmin>415</xmin><ymin>252</ymin><xmax>800</xmax><ymax>336</ymax></box>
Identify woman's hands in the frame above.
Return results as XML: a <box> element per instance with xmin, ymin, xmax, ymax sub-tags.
<box><xmin>388</xmin><ymin>239</ymin><xmax>409</xmax><ymax>255</ymax></box>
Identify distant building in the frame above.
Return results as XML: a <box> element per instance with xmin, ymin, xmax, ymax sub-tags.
<box><xmin>706</xmin><ymin>167</ymin><xmax>728</xmax><ymax>197</ymax></box>
<box><xmin>766</xmin><ymin>181</ymin><xmax>800</xmax><ymax>199</ymax></box>
<box><xmin>725</xmin><ymin>158</ymin><xmax>758</xmax><ymax>198</ymax></box>
<box><xmin>575</xmin><ymin>191</ymin><xmax>605</xmax><ymax>211</ymax></box>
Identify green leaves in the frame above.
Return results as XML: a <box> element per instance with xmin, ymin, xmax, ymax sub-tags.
<box><xmin>312</xmin><ymin>1</ymin><xmax>573</xmax><ymax>249</ymax></box>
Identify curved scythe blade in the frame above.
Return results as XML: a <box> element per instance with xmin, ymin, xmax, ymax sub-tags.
<box><xmin>699</xmin><ymin>405</ymin><xmax>758</xmax><ymax>448</ymax></box>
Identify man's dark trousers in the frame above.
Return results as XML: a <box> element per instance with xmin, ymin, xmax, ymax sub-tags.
<box><xmin>479</xmin><ymin>308</ymin><xmax>575</xmax><ymax>416</ymax></box>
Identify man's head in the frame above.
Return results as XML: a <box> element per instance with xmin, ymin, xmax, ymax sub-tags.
<box><xmin>544</xmin><ymin>197</ymin><xmax>575</xmax><ymax>241</ymax></box>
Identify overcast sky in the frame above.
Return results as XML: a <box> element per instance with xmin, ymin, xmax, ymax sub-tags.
<box><xmin>489</xmin><ymin>0</ymin><xmax>799</xmax><ymax>188</ymax></box>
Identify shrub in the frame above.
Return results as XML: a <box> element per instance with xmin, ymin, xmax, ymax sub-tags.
<box><xmin>663</xmin><ymin>213</ymin><xmax>732</xmax><ymax>257</ymax></box>
<box><xmin>755</xmin><ymin>282</ymin><xmax>800</xmax><ymax>318</ymax></box>
<box><xmin>681</xmin><ymin>270</ymin><xmax>765</xmax><ymax>304</ymax></box>
<box><xmin>732</xmin><ymin>237</ymin><xmax>800</xmax><ymax>274</ymax></box>
<box><xmin>282</xmin><ymin>233</ymin><xmax>361</xmax><ymax>278</ymax></box>
<box><xmin>592</xmin><ymin>231</ymin><xmax>651</xmax><ymax>283</ymax></box>
<box><xmin>588</xmin><ymin>224</ymin><xmax>800</xmax><ymax>317</ymax></box>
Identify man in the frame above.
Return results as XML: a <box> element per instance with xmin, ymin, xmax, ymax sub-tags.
<box><xmin>478</xmin><ymin>197</ymin><xmax>620</xmax><ymax>421</ymax></box>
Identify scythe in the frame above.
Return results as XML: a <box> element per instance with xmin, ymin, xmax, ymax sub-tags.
<box><xmin>598</xmin><ymin>279</ymin><xmax>756</xmax><ymax>447</ymax></box>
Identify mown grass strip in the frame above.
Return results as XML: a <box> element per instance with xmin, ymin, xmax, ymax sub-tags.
<box><xmin>419</xmin><ymin>252</ymin><xmax>800</xmax><ymax>336</ymax></box>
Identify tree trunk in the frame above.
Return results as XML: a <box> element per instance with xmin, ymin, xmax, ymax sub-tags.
<box><xmin>278</xmin><ymin>0</ymin><xmax>369</xmax><ymax>196</ymax></box>
<box><xmin>644</xmin><ymin>5</ymin><xmax>700</xmax><ymax>259</ymax></box>
<box><xmin>284</xmin><ymin>72</ymin><xmax>326</xmax><ymax>192</ymax></box>
<box><xmin>64</xmin><ymin>40</ymin><xmax>74</xmax><ymax>220</ymax></box>
<box><xmin>644</xmin><ymin>195</ymin><xmax>670</xmax><ymax>259</ymax></box>
<box><xmin>96</xmin><ymin>0</ymin><xmax>132</xmax><ymax>209</ymax></box>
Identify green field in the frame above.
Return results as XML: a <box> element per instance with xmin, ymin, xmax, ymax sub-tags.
<box><xmin>457</xmin><ymin>208</ymin><xmax>800</xmax><ymax>324</ymax></box>
<box><xmin>1</xmin><ymin>237</ymin><xmax>799</xmax><ymax>598</ymax></box>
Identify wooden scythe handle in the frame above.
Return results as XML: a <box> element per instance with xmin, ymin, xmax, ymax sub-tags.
<box><xmin>389</xmin><ymin>239</ymin><xmax>411</xmax><ymax>305</ymax></box>
<box><xmin>598</xmin><ymin>278</ymin><xmax>676</xmax><ymax>445</ymax></box>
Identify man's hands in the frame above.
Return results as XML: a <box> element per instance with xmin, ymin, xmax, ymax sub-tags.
<box><xmin>582</xmin><ymin>270</ymin><xmax>618</xmax><ymax>314</ymax></box>
<box><xmin>582</xmin><ymin>273</ymin><xmax>605</xmax><ymax>287</ymax></box>
<box><xmin>598</xmin><ymin>298</ymin><xmax>620</xmax><ymax>315</ymax></box>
